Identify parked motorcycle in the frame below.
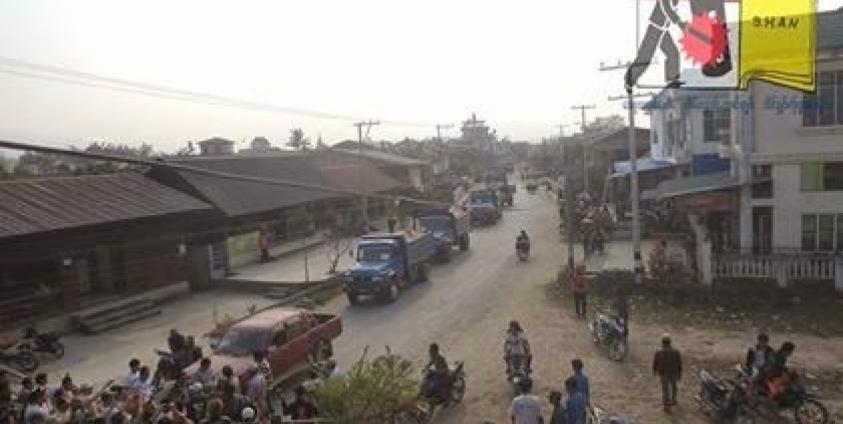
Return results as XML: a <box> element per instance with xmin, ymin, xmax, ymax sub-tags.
<box><xmin>0</xmin><ymin>336</ymin><xmax>38</xmax><ymax>373</ymax></box>
<box><xmin>589</xmin><ymin>311</ymin><xmax>627</xmax><ymax>361</ymax></box>
<box><xmin>20</xmin><ymin>327</ymin><xmax>64</xmax><ymax>358</ymax></box>
<box><xmin>696</xmin><ymin>369</ymin><xmax>754</xmax><ymax>423</ymax></box>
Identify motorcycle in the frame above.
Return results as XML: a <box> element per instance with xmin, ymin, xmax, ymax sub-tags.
<box><xmin>733</xmin><ymin>366</ymin><xmax>830</xmax><ymax>424</ymax></box>
<box><xmin>412</xmin><ymin>362</ymin><xmax>466</xmax><ymax>423</ymax></box>
<box><xmin>506</xmin><ymin>355</ymin><xmax>531</xmax><ymax>397</ymax></box>
<box><xmin>516</xmin><ymin>240</ymin><xmax>530</xmax><ymax>262</ymax></box>
<box><xmin>589</xmin><ymin>311</ymin><xmax>627</xmax><ymax>361</ymax></box>
<box><xmin>20</xmin><ymin>327</ymin><xmax>64</xmax><ymax>358</ymax></box>
<box><xmin>0</xmin><ymin>336</ymin><xmax>38</xmax><ymax>373</ymax></box>
<box><xmin>696</xmin><ymin>369</ymin><xmax>754</xmax><ymax>423</ymax></box>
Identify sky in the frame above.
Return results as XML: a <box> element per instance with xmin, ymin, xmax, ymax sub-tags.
<box><xmin>1</xmin><ymin>0</ymin><xmax>842</xmax><ymax>153</ymax></box>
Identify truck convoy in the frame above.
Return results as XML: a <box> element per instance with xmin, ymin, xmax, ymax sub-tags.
<box><xmin>343</xmin><ymin>231</ymin><xmax>436</xmax><ymax>304</ymax></box>
<box><xmin>469</xmin><ymin>188</ymin><xmax>502</xmax><ymax>226</ymax></box>
<box><xmin>416</xmin><ymin>207</ymin><xmax>471</xmax><ymax>261</ymax></box>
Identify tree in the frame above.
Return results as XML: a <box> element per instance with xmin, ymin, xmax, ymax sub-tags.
<box><xmin>312</xmin><ymin>347</ymin><xmax>420</xmax><ymax>424</ymax></box>
<box><xmin>174</xmin><ymin>141</ymin><xmax>195</xmax><ymax>156</ymax></box>
<box><xmin>287</xmin><ymin>128</ymin><xmax>311</xmax><ymax>151</ymax></box>
<box><xmin>584</xmin><ymin>115</ymin><xmax>625</xmax><ymax>136</ymax></box>
<box><xmin>322</xmin><ymin>211</ymin><xmax>355</xmax><ymax>274</ymax></box>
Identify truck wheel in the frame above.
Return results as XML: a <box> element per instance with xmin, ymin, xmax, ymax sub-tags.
<box><xmin>347</xmin><ymin>292</ymin><xmax>360</xmax><ymax>305</ymax></box>
<box><xmin>417</xmin><ymin>263</ymin><xmax>429</xmax><ymax>282</ymax></box>
<box><xmin>459</xmin><ymin>235</ymin><xmax>470</xmax><ymax>251</ymax></box>
<box><xmin>385</xmin><ymin>282</ymin><xmax>399</xmax><ymax>302</ymax></box>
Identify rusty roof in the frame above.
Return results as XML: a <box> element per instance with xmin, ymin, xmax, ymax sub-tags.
<box><xmin>318</xmin><ymin>165</ymin><xmax>404</xmax><ymax>195</ymax></box>
<box><xmin>0</xmin><ymin>172</ymin><xmax>212</xmax><ymax>238</ymax></box>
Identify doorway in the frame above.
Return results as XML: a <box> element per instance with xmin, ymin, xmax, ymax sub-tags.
<box><xmin>753</xmin><ymin>207</ymin><xmax>773</xmax><ymax>254</ymax></box>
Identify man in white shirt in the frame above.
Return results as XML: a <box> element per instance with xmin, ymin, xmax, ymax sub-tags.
<box><xmin>191</xmin><ymin>357</ymin><xmax>217</xmax><ymax>388</ymax></box>
<box><xmin>509</xmin><ymin>379</ymin><xmax>543</xmax><ymax>424</ymax></box>
<box><xmin>121</xmin><ymin>359</ymin><xmax>141</xmax><ymax>388</ymax></box>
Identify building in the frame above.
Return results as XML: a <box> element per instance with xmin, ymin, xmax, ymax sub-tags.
<box><xmin>0</xmin><ymin>173</ymin><xmax>214</xmax><ymax>325</ymax></box>
<box><xmin>198</xmin><ymin>137</ymin><xmax>235</xmax><ymax>156</ymax></box>
<box><xmin>642</xmin><ymin>7</ymin><xmax>843</xmax><ymax>291</ymax></box>
<box><xmin>317</xmin><ymin>148</ymin><xmax>430</xmax><ymax>194</ymax></box>
<box><xmin>452</xmin><ymin>113</ymin><xmax>509</xmax><ymax>155</ymax></box>
<box><xmin>148</xmin><ymin>152</ymin><xmax>405</xmax><ymax>272</ymax></box>
<box><xmin>237</xmin><ymin>136</ymin><xmax>275</xmax><ymax>154</ymax></box>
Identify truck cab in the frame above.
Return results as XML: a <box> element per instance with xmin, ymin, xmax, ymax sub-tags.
<box><xmin>417</xmin><ymin>209</ymin><xmax>471</xmax><ymax>261</ymax></box>
<box><xmin>469</xmin><ymin>189</ymin><xmax>502</xmax><ymax>225</ymax></box>
<box><xmin>343</xmin><ymin>232</ymin><xmax>435</xmax><ymax>304</ymax></box>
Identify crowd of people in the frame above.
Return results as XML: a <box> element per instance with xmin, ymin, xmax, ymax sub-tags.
<box><xmin>0</xmin><ymin>330</ymin><xmax>324</xmax><ymax>424</ymax></box>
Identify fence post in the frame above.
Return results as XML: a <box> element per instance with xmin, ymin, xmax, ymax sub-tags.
<box><xmin>835</xmin><ymin>257</ymin><xmax>843</xmax><ymax>293</ymax></box>
<box><xmin>775</xmin><ymin>258</ymin><xmax>789</xmax><ymax>289</ymax></box>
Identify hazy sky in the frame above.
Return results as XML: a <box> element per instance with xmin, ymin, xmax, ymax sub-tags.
<box><xmin>1</xmin><ymin>0</ymin><xmax>842</xmax><ymax>153</ymax></box>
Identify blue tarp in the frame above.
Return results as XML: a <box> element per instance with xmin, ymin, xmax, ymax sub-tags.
<box><xmin>691</xmin><ymin>153</ymin><xmax>731</xmax><ymax>176</ymax></box>
<box><xmin>612</xmin><ymin>158</ymin><xmax>673</xmax><ymax>177</ymax></box>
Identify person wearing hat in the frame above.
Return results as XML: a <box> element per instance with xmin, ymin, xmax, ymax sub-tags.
<box><xmin>652</xmin><ymin>334</ymin><xmax>682</xmax><ymax>412</ymax></box>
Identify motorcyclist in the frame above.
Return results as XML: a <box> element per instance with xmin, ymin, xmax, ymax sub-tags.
<box><xmin>516</xmin><ymin>230</ymin><xmax>531</xmax><ymax>253</ymax></box>
<box><xmin>744</xmin><ymin>333</ymin><xmax>774</xmax><ymax>379</ymax></box>
<box><xmin>504</xmin><ymin>321</ymin><xmax>532</xmax><ymax>376</ymax></box>
<box><xmin>423</xmin><ymin>343</ymin><xmax>451</xmax><ymax>403</ymax></box>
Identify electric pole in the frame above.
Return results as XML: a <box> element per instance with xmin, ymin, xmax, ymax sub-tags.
<box><xmin>570</xmin><ymin>104</ymin><xmax>596</xmax><ymax>196</ymax></box>
<box><xmin>599</xmin><ymin>60</ymin><xmax>643</xmax><ymax>283</ymax></box>
<box><xmin>353</xmin><ymin>120</ymin><xmax>380</xmax><ymax>225</ymax></box>
<box><xmin>557</xmin><ymin>125</ymin><xmax>576</xmax><ymax>270</ymax></box>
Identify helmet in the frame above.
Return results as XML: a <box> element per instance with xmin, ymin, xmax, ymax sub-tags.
<box><xmin>240</xmin><ymin>407</ymin><xmax>256</xmax><ymax>422</ymax></box>
<box><xmin>188</xmin><ymin>382</ymin><xmax>204</xmax><ymax>394</ymax></box>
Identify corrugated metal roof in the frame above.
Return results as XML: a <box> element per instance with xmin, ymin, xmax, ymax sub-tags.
<box><xmin>0</xmin><ymin>173</ymin><xmax>212</xmax><ymax>238</ymax></box>
<box><xmin>160</xmin><ymin>155</ymin><xmax>344</xmax><ymax>217</ymax></box>
<box><xmin>647</xmin><ymin>172</ymin><xmax>739</xmax><ymax>200</ymax></box>
<box><xmin>818</xmin><ymin>7</ymin><xmax>843</xmax><ymax>49</ymax></box>
<box><xmin>331</xmin><ymin>148</ymin><xmax>428</xmax><ymax>166</ymax></box>
<box><xmin>318</xmin><ymin>165</ymin><xmax>405</xmax><ymax>194</ymax></box>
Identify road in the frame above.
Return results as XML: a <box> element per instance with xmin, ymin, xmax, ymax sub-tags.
<box><xmin>326</xmin><ymin>186</ymin><xmax>584</xmax><ymax>423</ymax></box>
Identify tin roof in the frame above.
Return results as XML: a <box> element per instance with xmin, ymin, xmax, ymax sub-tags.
<box><xmin>331</xmin><ymin>148</ymin><xmax>428</xmax><ymax>166</ymax></box>
<box><xmin>318</xmin><ymin>165</ymin><xmax>404</xmax><ymax>194</ymax></box>
<box><xmin>158</xmin><ymin>155</ymin><xmax>337</xmax><ymax>217</ymax></box>
<box><xmin>0</xmin><ymin>173</ymin><xmax>212</xmax><ymax>238</ymax></box>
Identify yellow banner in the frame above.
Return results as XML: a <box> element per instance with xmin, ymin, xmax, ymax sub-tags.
<box><xmin>739</xmin><ymin>0</ymin><xmax>817</xmax><ymax>92</ymax></box>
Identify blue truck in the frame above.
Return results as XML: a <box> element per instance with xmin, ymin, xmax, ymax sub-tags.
<box><xmin>342</xmin><ymin>231</ymin><xmax>436</xmax><ymax>304</ymax></box>
<box><xmin>469</xmin><ymin>188</ymin><xmax>502</xmax><ymax>226</ymax></box>
<box><xmin>417</xmin><ymin>207</ymin><xmax>471</xmax><ymax>261</ymax></box>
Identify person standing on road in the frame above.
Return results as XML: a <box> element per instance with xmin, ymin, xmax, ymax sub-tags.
<box><xmin>570</xmin><ymin>359</ymin><xmax>590</xmax><ymax>407</ymax></box>
<box><xmin>572</xmin><ymin>265</ymin><xmax>589</xmax><ymax>319</ymax></box>
<box><xmin>563</xmin><ymin>377</ymin><xmax>587</xmax><ymax>424</ymax></box>
<box><xmin>612</xmin><ymin>289</ymin><xmax>630</xmax><ymax>336</ymax></box>
<box><xmin>652</xmin><ymin>334</ymin><xmax>682</xmax><ymax>412</ymax></box>
<box><xmin>509</xmin><ymin>379</ymin><xmax>543</xmax><ymax>424</ymax></box>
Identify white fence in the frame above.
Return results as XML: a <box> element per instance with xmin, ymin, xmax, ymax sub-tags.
<box><xmin>712</xmin><ymin>253</ymin><xmax>843</xmax><ymax>291</ymax></box>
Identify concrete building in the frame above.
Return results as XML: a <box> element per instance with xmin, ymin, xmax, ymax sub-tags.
<box><xmin>198</xmin><ymin>137</ymin><xmax>235</xmax><ymax>156</ymax></box>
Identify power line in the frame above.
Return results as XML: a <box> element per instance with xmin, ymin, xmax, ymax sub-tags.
<box><xmin>0</xmin><ymin>56</ymin><xmax>431</xmax><ymax>128</ymax></box>
<box><xmin>0</xmin><ymin>138</ymin><xmax>448</xmax><ymax>208</ymax></box>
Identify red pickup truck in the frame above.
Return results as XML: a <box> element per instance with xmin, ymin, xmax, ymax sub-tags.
<box><xmin>189</xmin><ymin>308</ymin><xmax>342</xmax><ymax>388</ymax></box>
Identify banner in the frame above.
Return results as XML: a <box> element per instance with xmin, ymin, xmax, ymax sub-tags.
<box><xmin>629</xmin><ymin>0</ymin><xmax>817</xmax><ymax>92</ymax></box>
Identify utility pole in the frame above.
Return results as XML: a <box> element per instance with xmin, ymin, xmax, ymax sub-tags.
<box><xmin>599</xmin><ymin>60</ymin><xmax>643</xmax><ymax>283</ymax></box>
<box><xmin>556</xmin><ymin>125</ymin><xmax>576</xmax><ymax>270</ymax></box>
<box><xmin>353</xmin><ymin>120</ymin><xmax>380</xmax><ymax>225</ymax></box>
<box><xmin>570</xmin><ymin>104</ymin><xmax>596</xmax><ymax>196</ymax></box>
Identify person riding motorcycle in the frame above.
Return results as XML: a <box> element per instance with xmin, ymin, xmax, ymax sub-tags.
<box><xmin>423</xmin><ymin>343</ymin><xmax>451</xmax><ymax>403</ymax></box>
<box><xmin>516</xmin><ymin>230</ymin><xmax>531</xmax><ymax>254</ymax></box>
<box><xmin>504</xmin><ymin>321</ymin><xmax>532</xmax><ymax>376</ymax></box>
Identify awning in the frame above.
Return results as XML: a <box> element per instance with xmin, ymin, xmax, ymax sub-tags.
<box><xmin>611</xmin><ymin>158</ymin><xmax>673</xmax><ymax>178</ymax></box>
<box><xmin>642</xmin><ymin>172</ymin><xmax>739</xmax><ymax>200</ymax></box>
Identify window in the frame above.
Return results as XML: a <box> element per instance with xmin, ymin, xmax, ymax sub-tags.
<box><xmin>801</xmin><ymin>213</ymin><xmax>843</xmax><ymax>252</ymax></box>
<box><xmin>703</xmin><ymin>108</ymin><xmax>731</xmax><ymax>143</ymax></box>
<box><xmin>803</xmin><ymin>71</ymin><xmax>843</xmax><ymax>127</ymax></box>
<box><xmin>801</xmin><ymin>161</ymin><xmax>843</xmax><ymax>191</ymax></box>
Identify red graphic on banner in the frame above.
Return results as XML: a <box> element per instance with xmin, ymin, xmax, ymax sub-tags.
<box><xmin>680</xmin><ymin>14</ymin><xmax>729</xmax><ymax>66</ymax></box>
